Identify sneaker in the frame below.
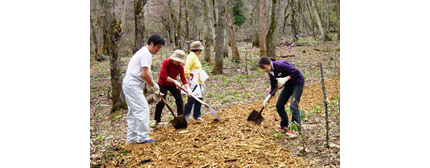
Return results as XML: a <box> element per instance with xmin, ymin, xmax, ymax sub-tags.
<box><xmin>195</xmin><ymin>117</ymin><xmax>203</xmax><ymax>121</ymax></box>
<box><xmin>277</xmin><ymin>126</ymin><xmax>287</xmax><ymax>130</ymax></box>
<box><xmin>287</xmin><ymin>130</ymin><xmax>299</xmax><ymax>134</ymax></box>
<box><xmin>285</xmin><ymin>130</ymin><xmax>299</xmax><ymax>138</ymax></box>
<box><xmin>150</xmin><ymin>121</ymin><xmax>159</xmax><ymax>128</ymax></box>
<box><xmin>137</xmin><ymin>139</ymin><xmax>156</xmax><ymax>144</ymax></box>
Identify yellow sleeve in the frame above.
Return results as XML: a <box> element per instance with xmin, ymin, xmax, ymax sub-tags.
<box><xmin>184</xmin><ymin>55</ymin><xmax>194</xmax><ymax>78</ymax></box>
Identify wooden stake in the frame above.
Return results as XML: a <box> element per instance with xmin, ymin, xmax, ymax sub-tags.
<box><xmin>319</xmin><ymin>63</ymin><xmax>330</xmax><ymax>148</ymax></box>
<box><xmin>245</xmin><ymin>50</ymin><xmax>248</xmax><ymax>76</ymax></box>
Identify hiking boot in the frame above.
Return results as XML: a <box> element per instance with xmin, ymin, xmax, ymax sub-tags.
<box><xmin>195</xmin><ymin>117</ymin><xmax>203</xmax><ymax>121</ymax></box>
<box><xmin>137</xmin><ymin>139</ymin><xmax>156</xmax><ymax>144</ymax></box>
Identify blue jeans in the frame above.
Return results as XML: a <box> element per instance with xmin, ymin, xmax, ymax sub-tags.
<box><xmin>276</xmin><ymin>82</ymin><xmax>304</xmax><ymax>127</ymax></box>
<box><xmin>184</xmin><ymin>97</ymin><xmax>203</xmax><ymax>121</ymax></box>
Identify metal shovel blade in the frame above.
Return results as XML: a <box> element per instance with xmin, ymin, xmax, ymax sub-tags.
<box><xmin>253</xmin><ymin>113</ymin><xmax>264</xmax><ymax>124</ymax></box>
<box><xmin>247</xmin><ymin>109</ymin><xmax>264</xmax><ymax>124</ymax></box>
<box><xmin>247</xmin><ymin>109</ymin><xmax>259</xmax><ymax>121</ymax></box>
<box><xmin>207</xmin><ymin>105</ymin><xmax>220</xmax><ymax>121</ymax></box>
<box><xmin>247</xmin><ymin>110</ymin><xmax>264</xmax><ymax>124</ymax></box>
<box><xmin>170</xmin><ymin>115</ymin><xmax>187</xmax><ymax>129</ymax></box>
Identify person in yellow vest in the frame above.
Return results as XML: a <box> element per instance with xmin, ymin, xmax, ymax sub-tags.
<box><xmin>184</xmin><ymin>41</ymin><xmax>209</xmax><ymax>121</ymax></box>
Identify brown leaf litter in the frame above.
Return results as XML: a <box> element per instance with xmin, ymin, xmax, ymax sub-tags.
<box><xmin>101</xmin><ymin>77</ymin><xmax>339</xmax><ymax>167</ymax></box>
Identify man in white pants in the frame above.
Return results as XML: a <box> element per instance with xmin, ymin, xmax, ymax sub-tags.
<box><xmin>122</xmin><ymin>34</ymin><xmax>165</xmax><ymax>144</ymax></box>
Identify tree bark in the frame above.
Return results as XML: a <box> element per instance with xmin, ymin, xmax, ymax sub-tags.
<box><xmin>178</xmin><ymin>0</ymin><xmax>183</xmax><ymax>49</ymax></box>
<box><xmin>223</xmin><ymin>8</ymin><xmax>230</xmax><ymax>58</ymax></box>
<box><xmin>184</xmin><ymin>0</ymin><xmax>190</xmax><ymax>43</ymax></box>
<box><xmin>266</xmin><ymin>0</ymin><xmax>278</xmax><ymax>58</ymax></box>
<box><xmin>91</xmin><ymin>1</ymin><xmax>104</xmax><ymax>61</ymax></box>
<box><xmin>282</xmin><ymin>1</ymin><xmax>290</xmax><ymax>34</ymax></box>
<box><xmin>213</xmin><ymin>0</ymin><xmax>225</xmax><ymax>74</ymax></box>
<box><xmin>310</xmin><ymin>0</ymin><xmax>330</xmax><ymax>41</ymax></box>
<box><xmin>252</xmin><ymin>0</ymin><xmax>260</xmax><ymax>47</ymax></box>
<box><xmin>319</xmin><ymin>63</ymin><xmax>330</xmax><ymax>148</ymax></box>
<box><xmin>209</xmin><ymin>0</ymin><xmax>216</xmax><ymax>43</ymax></box>
<box><xmin>231</xmin><ymin>25</ymin><xmax>240</xmax><ymax>62</ymax></box>
<box><xmin>202</xmin><ymin>0</ymin><xmax>212</xmax><ymax>62</ymax></box>
<box><xmin>134</xmin><ymin>0</ymin><xmax>148</xmax><ymax>53</ymax></box>
<box><xmin>258</xmin><ymin>0</ymin><xmax>267</xmax><ymax>57</ymax></box>
<box><xmin>290</xmin><ymin>0</ymin><xmax>298</xmax><ymax>42</ymax></box>
<box><xmin>229</xmin><ymin>0</ymin><xmax>240</xmax><ymax>63</ymax></box>
<box><xmin>99</xmin><ymin>0</ymin><xmax>108</xmax><ymax>56</ymax></box>
<box><xmin>168</xmin><ymin>0</ymin><xmax>179</xmax><ymax>48</ymax></box>
<box><xmin>102</xmin><ymin>0</ymin><xmax>127</xmax><ymax>113</ymax></box>
<box><xmin>336</xmin><ymin>0</ymin><xmax>340</xmax><ymax>40</ymax></box>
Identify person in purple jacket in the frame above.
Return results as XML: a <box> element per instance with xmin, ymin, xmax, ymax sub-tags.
<box><xmin>258</xmin><ymin>56</ymin><xmax>305</xmax><ymax>132</ymax></box>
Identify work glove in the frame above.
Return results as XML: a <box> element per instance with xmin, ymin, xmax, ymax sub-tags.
<box><xmin>172</xmin><ymin>80</ymin><xmax>181</xmax><ymax>86</ymax></box>
<box><xmin>276</xmin><ymin>77</ymin><xmax>288</xmax><ymax>87</ymax></box>
<box><xmin>150</xmin><ymin>84</ymin><xmax>164</xmax><ymax>102</ymax></box>
<box><xmin>262</xmin><ymin>94</ymin><xmax>271</xmax><ymax>107</ymax></box>
<box><xmin>150</xmin><ymin>83</ymin><xmax>160</xmax><ymax>93</ymax></box>
<box><xmin>186</xmin><ymin>88</ymin><xmax>193</xmax><ymax>96</ymax></box>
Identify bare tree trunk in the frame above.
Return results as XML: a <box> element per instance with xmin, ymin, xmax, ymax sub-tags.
<box><xmin>222</xmin><ymin>22</ymin><xmax>231</xmax><ymax>58</ymax></box>
<box><xmin>223</xmin><ymin>8</ymin><xmax>230</xmax><ymax>59</ymax></box>
<box><xmin>228</xmin><ymin>0</ymin><xmax>240</xmax><ymax>63</ymax></box>
<box><xmin>325</xmin><ymin>0</ymin><xmax>330</xmax><ymax>33</ymax></box>
<box><xmin>266</xmin><ymin>0</ymin><xmax>278</xmax><ymax>58</ymax></box>
<box><xmin>258</xmin><ymin>0</ymin><xmax>268</xmax><ymax>57</ymax></box>
<box><xmin>184</xmin><ymin>0</ymin><xmax>190</xmax><ymax>43</ymax></box>
<box><xmin>178</xmin><ymin>0</ymin><xmax>183</xmax><ymax>49</ymax></box>
<box><xmin>102</xmin><ymin>0</ymin><xmax>127</xmax><ymax>113</ymax></box>
<box><xmin>168</xmin><ymin>0</ymin><xmax>179</xmax><ymax>48</ymax></box>
<box><xmin>134</xmin><ymin>0</ymin><xmax>148</xmax><ymax>53</ymax></box>
<box><xmin>282</xmin><ymin>2</ymin><xmax>290</xmax><ymax>34</ymax></box>
<box><xmin>336</xmin><ymin>0</ymin><xmax>340</xmax><ymax>40</ymax></box>
<box><xmin>310</xmin><ymin>0</ymin><xmax>330</xmax><ymax>41</ymax></box>
<box><xmin>213</xmin><ymin>0</ymin><xmax>225</xmax><ymax>74</ymax></box>
<box><xmin>231</xmin><ymin>25</ymin><xmax>240</xmax><ymax>62</ymax></box>
<box><xmin>298</xmin><ymin>0</ymin><xmax>314</xmax><ymax>38</ymax></box>
<box><xmin>212</xmin><ymin>0</ymin><xmax>217</xmax><ymax>30</ymax></box>
<box><xmin>202</xmin><ymin>0</ymin><xmax>212</xmax><ymax>62</ymax></box>
<box><xmin>252</xmin><ymin>0</ymin><xmax>260</xmax><ymax>47</ymax></box>
<box><xmin>290</xmin><ymin>0</ymin><xmax>298</xmax><ymax>42</ymax></box>
<box><xmin>99</xmin><ymin>0</ymin><xmax>108</xmax><ymax>56</ymax></box>
<box><xmin>91</xmin><ymin>1</ymin><xmax>104</xmax><ymax>61</ymax></box>
<box><xmin>209</xmin><ymin>0</ymin><xmax>216</xmax><ymax>43</ymax></box>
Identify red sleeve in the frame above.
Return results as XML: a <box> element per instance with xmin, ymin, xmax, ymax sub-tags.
<box><xmin>159</xmin><ymin>60</ymin><xmax>169</xmax><ymax>81</ymax></box>
<box><xmin>179</xmin><ymin>65</ymin><xmax>187</xmax><ymax>84</ymax></box>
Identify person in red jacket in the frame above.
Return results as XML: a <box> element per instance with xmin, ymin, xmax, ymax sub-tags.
<box><xmin>151</xmin><ymin>50</ymin><xmax>193</xmax><ymax>128</ymax></box>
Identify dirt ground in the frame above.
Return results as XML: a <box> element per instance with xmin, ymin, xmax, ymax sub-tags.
<box><xmin>90</xmin><ymin>41</ymin><xmax>340</xmax><ymax>167</ymax></box>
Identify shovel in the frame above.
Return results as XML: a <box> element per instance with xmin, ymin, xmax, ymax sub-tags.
<box><xmin>160</xmin><ymin>96</ymin><xmax>187</xmax><ymax>129</ymax></box>
<box><xmin>177</xmin><ymin>85</ymin><xmax>220</xmax><ymax>121</ymax></box>
<box><xmin>247</xmin><ymin>86</ymin><xmax>280</xmax><ymax>124</ymax></box>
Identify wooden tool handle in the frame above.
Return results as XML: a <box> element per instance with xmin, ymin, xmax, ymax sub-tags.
<box><xmin>177</xmin><ymin>85</ymin><xmax>208</xmax><ymax>106</ymax></box>
<box><xmin>258</xmin><ymin>88</ymin><xmax>279</xmax><ymax>115</ymax></box>
<box><xmin>160</xmin><ymin>96</ymin><xmax>177</xmax><ymax>118</ymax></box>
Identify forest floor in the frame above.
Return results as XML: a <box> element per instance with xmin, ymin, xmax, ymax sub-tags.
<box><xmin>90</xmin><ymin>41</ymin><xmax>340</xmax><ymax>167</ymax></box>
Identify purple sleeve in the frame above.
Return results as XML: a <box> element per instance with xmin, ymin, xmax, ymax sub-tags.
<box><xmin>281</xmin><ymin>61</ymin><xmax>300</xmax><ymax>79</ymax></box>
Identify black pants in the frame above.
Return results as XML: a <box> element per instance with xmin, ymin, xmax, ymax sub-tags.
<box><xmin>154</xmin><ymin>85</ymin><xmax>184</xmax><ymax>122</ymax></box>
<box><xmin>276</xmin><ymin>82</ymin><xmax>305</xmax><ymax>127</ymax></box>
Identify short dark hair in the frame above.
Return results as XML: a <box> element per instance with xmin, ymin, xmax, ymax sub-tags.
<box><xmin>191</xmin><ymin>49</ymin><xmax>202</xmax><ymax>52</ymax></box>
<box><xmin>258</xmin><ymin>56</ymin><xmax>272</xmax><ymax>67</ymax></box>
<box><xmin>147</xmin><ymin>34</ymin><xmax>165</xmax><ymax>46</ymax></box>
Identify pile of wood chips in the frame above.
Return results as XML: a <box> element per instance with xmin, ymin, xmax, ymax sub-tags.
<box><xmin>103</xmin><ymin>78</ymin><xmax>339</xmax><ymax>167</ymax></box>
